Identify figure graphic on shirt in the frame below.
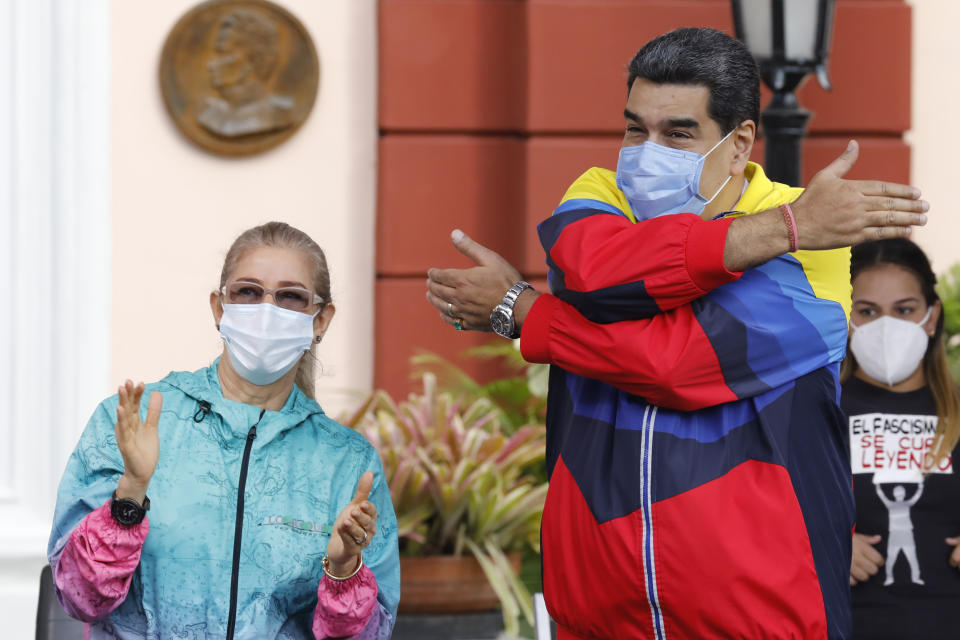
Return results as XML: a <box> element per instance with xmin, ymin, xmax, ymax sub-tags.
<box><xmin>877</xmin><ymin>483</ymin><xmax>925</xmax><ymax>585</ymax></box>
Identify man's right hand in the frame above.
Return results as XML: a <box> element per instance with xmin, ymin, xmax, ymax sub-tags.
<box><xmin>792</xmin><ymin>139</ymin><xmax>928</xmax><ymax>250</ymax></box>
<box><xmin>850</xmin><ymin>532</ymin><xmax>885</xmax><ymax>586</ymax></box>
<box><xmin>114</xmin><ymin>379</ymin><xmax>162</xmax><ymax>503</ymax></box>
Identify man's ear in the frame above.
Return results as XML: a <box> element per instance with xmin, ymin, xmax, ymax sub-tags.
<box><xmin>210</xmin><ymin>290</ymin><xmax>224</xmax><ymax>328</ymax></box>
<box><xmin>730</xmin><ymin>119</ymin><xmax>756</xmax><ymax>176</ymax></box>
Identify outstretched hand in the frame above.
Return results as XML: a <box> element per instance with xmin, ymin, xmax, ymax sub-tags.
<box><xmin>426</xmin><ymin>229</ymin><xmax>523</xmax><ymax>332</ymax></box>
<box><xmin>115</xmin><ymin>380</ymin><xmax>163</xmax><ymax>503</ymax></box>
<box><xmin>326</xmin><ymin>471</ymin><xmax>378</xmax><ymax>576</ymax></box>
<box><xmin>792</xmin><ymin>140</ymin><xmax>929</xmax><ymax>250</ymax></box>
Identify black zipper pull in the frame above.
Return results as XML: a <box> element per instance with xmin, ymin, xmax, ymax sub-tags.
<box><xmin>193</xmin><ymin>400</ymin><xmax>211</xmax><ymax>423</ymax></box>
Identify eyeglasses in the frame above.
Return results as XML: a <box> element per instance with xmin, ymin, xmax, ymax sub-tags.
<box><xmin>221</xmin><ymin>281</ymin><xmax>324</xmax><ymax>312</ymax></box>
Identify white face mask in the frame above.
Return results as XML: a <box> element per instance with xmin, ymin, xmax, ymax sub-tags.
<box><xmin>849</xmin><ymin>308</ymin><xmax>932</xmax><ymax>386</ymax></box>
<box><xmin>219</xmin><ymin>303</ymin><xmax>317</xmax><ymax>386</ymax></box>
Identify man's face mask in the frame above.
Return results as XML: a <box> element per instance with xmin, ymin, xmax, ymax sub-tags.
<box><xmin>615</xmin><ymin>129</ymin><xmax>734</xmax><ymax>221</ymax></box>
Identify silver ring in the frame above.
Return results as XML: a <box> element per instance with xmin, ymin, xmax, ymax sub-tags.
<box><xmin>447</xmin><ymin>302</ymin><xmax>455</xmax><ymax>317</ymax></box>
<box><xmin>353</xmin><ymin>531</ymin><xmax>367</xmax><ymax>546</ymax></box>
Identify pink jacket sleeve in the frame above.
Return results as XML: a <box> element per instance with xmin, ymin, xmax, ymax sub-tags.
<box><xmin>58</xmin><ymin>501</ymin><xmax>388</xmax><ymax>637</ymax></box>
<box><xmin>313</xmin><ymin>564</ymin><xmax>387</xmax><ymax>639</ymax></box>
<box><xmin>53</xmin><ymin>501</ymin><xmax>148</xmax><ymax>622</ymax></box>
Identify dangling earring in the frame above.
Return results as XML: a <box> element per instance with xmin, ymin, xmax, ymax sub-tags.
<box><xmin>315</xmin><ymin>335</ymin><xmax>322</xmax><ymax>343</ymax></box>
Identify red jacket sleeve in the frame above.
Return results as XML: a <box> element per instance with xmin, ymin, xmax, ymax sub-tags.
<box><xmin>520</xmin><ymin>265</ymin><xmax>848</xmax><ymax>412</ymax></box>
<box><xmin>520</xmin><ymin>294</ymin><xmax>739</xmax><ymax>409</ymax></box>
<box><xmin>538</xmin><ymin>209</ymin><xmax>741</xmax><ymax>323</ymax></box>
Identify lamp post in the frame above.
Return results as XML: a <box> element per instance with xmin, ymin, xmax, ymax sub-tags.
<box><xmin>732</xmin><ymin>0</ymin><xmax>836</xmax><ymax>187</ymax></box>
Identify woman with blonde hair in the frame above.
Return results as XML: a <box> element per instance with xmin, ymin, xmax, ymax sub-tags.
<box><xmin>48</xmin><ymin>221</ymin><xmax>399</xmax><ymax>639</ymax></box>
<box><xmin>843</xmin><ymin>237</ymin><xmax>960</xmax><ymax>638</ymax></box>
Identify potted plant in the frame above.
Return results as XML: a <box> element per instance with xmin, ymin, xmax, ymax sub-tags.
<box><xmin>409</xmin><ymin>341</ymin><xmax>549</xmax><ymax>434</ymax></box>
<box><xmin>341</xmin><ymin>365</ymin><xmax>548</xmax><ymax>637</ymax></box>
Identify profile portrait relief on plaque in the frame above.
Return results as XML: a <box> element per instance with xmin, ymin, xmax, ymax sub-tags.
<box><xmin>199</xmin><ymin>9</ymin><xmax>294</xmax><ymax>137</ymax></box>
<box><xmin>160</xmin><ymin>0</ymin><xmax>319</xmax><ymax>156</ymax></box>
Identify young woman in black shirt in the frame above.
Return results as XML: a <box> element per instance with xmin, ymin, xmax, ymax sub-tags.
<box><xmin>842</xmin><ymin>238</ymin><xmax>960</xmax><ymax>639</ymax></box>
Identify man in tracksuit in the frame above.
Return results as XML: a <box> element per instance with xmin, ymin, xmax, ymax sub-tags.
<box><xmin>426</xmin><ymin>28</ymin><xmax>929</xmax><ymax>639</ymax></box>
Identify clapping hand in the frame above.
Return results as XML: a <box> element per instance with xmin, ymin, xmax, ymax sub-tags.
<box><xmin>114</xmin><ymin>380</ymin><xmax>163</xmax><ymax>503</ymax></box>
<box><xmin>326</xmin><ymin>471</ymin><xmax>378</xmax><ymax>576</ymax></box>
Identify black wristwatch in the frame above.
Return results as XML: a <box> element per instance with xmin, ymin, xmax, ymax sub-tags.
<box><xmin>490</xmin><ymin>281</ymin><xmax>534</xmax><ymax>339</ymax></box>
<box><xmin>111</xmin><ymin>491</ymin><xmax>150</xmax><ymax>527</ymax></box>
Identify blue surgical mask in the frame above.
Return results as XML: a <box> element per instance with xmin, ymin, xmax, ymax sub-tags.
<box><xmin>616</xmin><ymin>130</ymin><xmax>734</xmax><ymax>221</ymax></box>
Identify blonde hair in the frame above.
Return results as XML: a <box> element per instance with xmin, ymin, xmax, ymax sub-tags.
<box><xmin>220</xmin><ymin>221</ymin><xmax>330</xmax><ymax>399</ymax></box>
<box><xmin>841</xmin><ymin>239</ymin><xmax>960</xmax><ymax>470</ymax></box>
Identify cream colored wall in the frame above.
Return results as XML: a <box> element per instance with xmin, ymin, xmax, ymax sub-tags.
<box><xmin>908</xmin><ymin>0</ymin><xmax>960</xmax><ymax>275</ymax></box>
<box><xmin>111</xmin><ymin>0</ymin><xmax>377</xmax><ymax>417</ymax></box>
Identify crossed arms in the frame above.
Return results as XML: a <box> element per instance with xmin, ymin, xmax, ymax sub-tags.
<box><xmin>425</xmin><ymin>144</ymin><xmax>928</xmax><ymax>411</ymax></box>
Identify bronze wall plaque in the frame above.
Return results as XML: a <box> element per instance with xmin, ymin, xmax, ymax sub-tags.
<box><xmin>159</xmin><ymin>0</ymin><xmax>319</xmax><ymax>156</ymax></box>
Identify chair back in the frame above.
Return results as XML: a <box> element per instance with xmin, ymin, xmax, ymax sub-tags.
<box><xmin>533</xmin><ymin>592</ymin><xmax>556</xmax><ymax>640</ymax></box>
<box><xmin>36</xmin><ymin>565</ymin><xmax>84</xmax><ymax>640</ymax></box>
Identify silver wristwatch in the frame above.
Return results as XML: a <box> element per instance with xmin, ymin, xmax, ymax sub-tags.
<box><xmin>490</xmin><ymin>281</ymin><xmax>533</xmax><ymax>339</ymax></box>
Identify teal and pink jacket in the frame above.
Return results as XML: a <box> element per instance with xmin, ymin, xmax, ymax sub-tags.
<box><xmin>48</xmin><ymin>362</ymin><xmax>400</xmax><ymax>639</ymax></box>
<box><xmin>521</xmin><ymin>164</ymin><xmax>855</xmax><ymax>640</ymax></box>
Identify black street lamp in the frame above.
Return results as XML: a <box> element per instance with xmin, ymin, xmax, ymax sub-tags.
<box><xmin>732</xmin><ymin>0</ymin><xmax>836</xmax><ymax>186</ymax></box>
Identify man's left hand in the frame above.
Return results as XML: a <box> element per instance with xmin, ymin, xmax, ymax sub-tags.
<box><xmin>426</xmin><ymin>229</ymin><xmax>523</xmax><ymax>332</ymax></box>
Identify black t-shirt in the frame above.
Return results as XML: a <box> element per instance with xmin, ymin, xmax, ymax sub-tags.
<box><xmin>842</xmin><ymin>376</ymin><xmax>960</xmax><ymax>640</ymax></box>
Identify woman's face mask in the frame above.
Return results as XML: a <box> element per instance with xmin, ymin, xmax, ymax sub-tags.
<box><xmin>849</xmin><ymin>264</ymin><xmax>937</xmax><ymax>387</ymax></box>
<box><xmin>219</xmin><ymin>302</ymin><xmax>318</xmax><ymax>386</ymax></box>
<box><xmin>850</xmin><ymin>307</ymin><xmax>932</xmax><ymax>387</ymax></box>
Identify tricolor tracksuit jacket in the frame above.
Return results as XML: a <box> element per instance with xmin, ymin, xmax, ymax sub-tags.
<box><xmin>520</xmin><ymin>162</ymin><xmax>855</xmax><ymax>639</ymax></box>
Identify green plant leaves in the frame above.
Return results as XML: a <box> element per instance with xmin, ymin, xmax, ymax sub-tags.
<box><xmin>344</xmin><ymin>368</ymin><xmax>549</xmax><ymax>635</ymax></box>
<box><xmin>464</xmin><ymin>539</ymin><xmax>535</xmax><ymax>637</ymax></box>
<box><xmin>411</xmin><ymin>344</ymin><xmax>548</xmax><ymax>432</ymax></box>
<box><xmin>937</xmin><ymin>263</ymin><xmax>960</xmax><ymax>379</ymax></box>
